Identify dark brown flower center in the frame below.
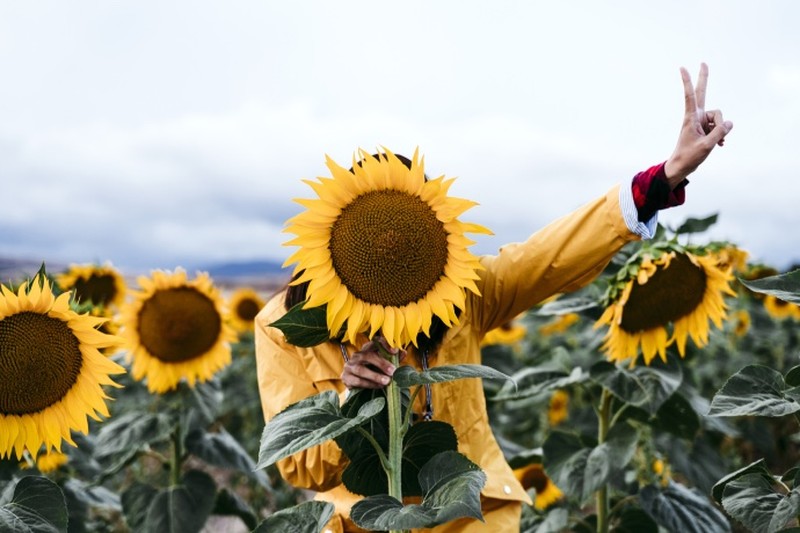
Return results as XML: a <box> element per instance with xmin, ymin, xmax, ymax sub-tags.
<box><xmin>136</xmin><ymin>287</ymin><xmax>222</xmax><ymax>363</ymax></box>
<box><xmin>329</xmin><ymin>190</ymin><xmax>449</xmax><ymax>307</ymax></box>
<box><xmin>72</xmin><ymin>273</ymin><xmax>118</xmax><ymax>307</ymax></box>
<box><xmin>0</xmin><ymin>312</ymin><xmax>83</xmax><ymax>415</ymax></box>
<box><xmin>521</xmin><ymin>466</ymin><xmax>550</xmax><ymax>493</ymax></box>
<box><xmin>235</xmin><ymin>298</ymin><xmax>261</xmax><ymax>323</ymax></box>
<box><xmin>620</xmin><ymin>254</ymin><xmax>707</xmax><ymax>333</ymax></box>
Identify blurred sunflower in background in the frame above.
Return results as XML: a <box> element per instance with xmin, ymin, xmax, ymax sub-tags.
<box><xmin>763</xmin><ymin>295</ymin><xmax>800</xmax><ymax>321</ymax></box>
<box><xmin>56</xmin><ymin>263</ymin><xmax>127</xmax><ymax>310</ymax></box>
<box><xmin>513</xmin><ymin>462</ymin><xmax>564</xmax><ymax>511</ymax></box>
<box><xmin>282</xmin><ymin>148</ymin><xmax>491</xmax><ymax>348</ymax></box>
<box><xmin>228</xmin><ymin>287</ymin><xmax>265</xmax><ymax>333</ymax></box>
<box><xmin>481</xmin><ymin>314</ymin><xmax>527</xmax><ymax>347</ymax></box>
<box><xmin>0</xmin><ymin>274</ymin><xmax>125</xmax><ymax>460</ymax></box>
<box><xmin>120</xmin><ymin>269</ymin><xmax>237</xmax><ymax>393</ymax></box>
<box><xmin>731</xmin><ymin>309</ymin><xmax>752</xmax><ymax>337</ymax></box>
<box><xmin>595</xmin><ymin>248</ymin><xmax>736</xmax><ymax>366</ymax></box>
<box><xmin>538</xmin><ymin>313</ymin><xmax>580</xmax><ymax>337</ymax></box>
<box><xmin>21</xmin><ymin>449</ymin><xmax>69</xmax><ymax>473</ymax></box>
<box><xmin>548</xmin><ymin>390</ymin><xmax>570</xmax><ymax>426</ymax></box>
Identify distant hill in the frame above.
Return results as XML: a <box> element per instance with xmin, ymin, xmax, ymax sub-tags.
<box><xmin>201</xmin><ymin>259</ymin><xmax>291</xmax><ymax>291</ymax></box>
<box><xmin>0</xmin><ymin>258</ymin><xmax>66</xmax><ymax>283</ymax></box>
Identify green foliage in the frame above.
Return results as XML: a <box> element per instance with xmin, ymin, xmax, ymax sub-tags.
<box><xmin>0</xmin><ymin>476</ymin><xmax>69</xmax><ymax>533</ymax></box>
<box><xmin>269</xmin><ymin>300</ymin><xmax>331</xmax><ymax>347</ymax></box>
<box><xmin>251</xmin><ymin>500</ymin><xmax>334</xmax><ymax>532</ymax></box>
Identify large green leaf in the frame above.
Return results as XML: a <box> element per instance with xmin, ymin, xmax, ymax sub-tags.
<box><xmin>739</xmin><ymin>270</ymin><xmax>800</xmax><ymax>304</ymax></box>
<box><xmin>93</xmin><ymin>411</ymin><xmax>173</xmax><ymax>468</ymax></box>
<box><xmin>614</xmin><ymin>506</ymin><xmax>658</xmax><ymax>533</ymax></box>
<box><xmin>0</xmin><ymin>476</ymin><xmax>68</xmax><ymax>533</ymax></box>
<box><xmin>711</xmin><ymin>458</ymin><xmax>773</xmax><ymax>503</ymax></box>
<box><xmin>590</xmin><ymin>358</ymin><xmax>682</xmax><ymax>415</ymax></box>
<box><xmin>493</xmin><ymin>367</ymin><xmax>585</xmax><ymax>401</ymax></box>
<box><xmin>121</xmin><ymin>482</ymin><xmax>158</xmax><ymax>532</ymax></box>
<box><xmin>212</xmin><ymin>488</ymin><xmax>258</xmax><ymax>531</ymax></box>
<box><xmin>144</xmin><ymin>470</ymin><xmax>216</xmax><ymax>533</ymax></box>
<box><xmin>184</xmin><ymin>428</ymin><xmax>270</xmax><ymax>488</ymax></box>
<box><xmin>639</xmin><ymin>482</ymin><xmax>731</xmax><ymax>533</ymax></box>
<box><xmin>392</xmin><ymin>364</ymin><xmax>514</xmax><ymax>388</ymax></box>
<box><xmin>268</xmin><ymin>301</ymin><xmax>331</xmax><ymax>347</ymax></box>
<box><xmin>252</xmin><ymin>500</ymin><xmax>334</xmax><ymax>533</ymax></box>
<box><xmin>543</xmin><ymin>423</ymin><xmax>637</xmax><ymax>502</ymax></box>
<box><xmin>708</xmin><ymin>365</ymin><xmax>800</xmax><ymax>417</ymax></box>
<box><xmin>537</xmin><ymin>296</ymin><xmax>598</xmax><ymax>315</ymax></box>
<box><xmin>721</xmin><ymin>473</ymin><xmax>800</xmax><ymax>533</ymax></box>
<box><xmin>256</xmin><ymin>390</ymin><xmax>385</xmax><ymax>469</ymax></box>
<box><xmin>350</xmin><ymin>451</ymin><xmax>486</xmax><ymax>530</ymax></box>
<box><xmin>675</xmin><ymin>213</ymin><xmax>719</xmax><ymax>235</ymax></box>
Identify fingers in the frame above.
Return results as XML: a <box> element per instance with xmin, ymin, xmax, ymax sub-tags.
<box><xmin>680</xmin><ymin>66</ymin><xmax>697</xmax><ymax>119</ymax></box>
<box><xmin>695</xmin><ymin>62</ymin><xmax>709</xmax><ymax>112</ymax></box>
<box><xmin>704</xmin><ymin>109</ymin><xmax>733</xmax><ymax>147</ymax></box>
<box><xmin>341</xmin><ymin>349</ymin><xmax>397</xmax><ymax>389</ymax></box>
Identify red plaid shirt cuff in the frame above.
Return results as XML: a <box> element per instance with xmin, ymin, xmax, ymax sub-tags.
<box><xmin>632</xmin><ymin>161</ymin><xmax>688</xmax><ymax>222</ymax></box>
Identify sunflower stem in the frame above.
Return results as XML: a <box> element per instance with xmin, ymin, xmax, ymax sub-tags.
<box><xmin>170</xmin><ymin>423</ymin><xmax>183</xmax><ymax>487</ymax></box>
<box><xmin>386</xmin><ymin>351</ymin><xmax>409</xmax><ymax>533</ymax></box>
<box><xmin>596</xmin><ymin>387</ymin><xmax>613</xmax><ymax>533</ymax></box>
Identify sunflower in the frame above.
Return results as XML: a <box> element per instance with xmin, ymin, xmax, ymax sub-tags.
<box><xmin>652</xmin><ymin>458</ymin><xmax>671</xmax><ymax>487</ymax></box>
<box><xmin>731</xmin><ymin>309</ymin><xmax>751</xmax><ymax>337</ymax></box>
<box><xmin>711</xmin><ymin>245</ymin><xmax>749</xmax><ymax>273</ymax></box>
<box><xmin>595</xmin><ymin>250</ymin><xmax>736</xmax><ymax>366</ymax></box>
<box><xmin>548</xmin><ymin>390</ymin><xmax>569</xmax><ymax>426</ymax></box>
<box><xmin>120</xmin><ymin>269</ymin><xmax>237</xmax><ymax>393</ymax></box>
<box><xmin>0</xmin><ymin>275</ymin><xmax>125</xmax><ymax>460</ymax></box>
<box><xmin>513</xmin><ymin>463</ymin><xmax>564</xmax><ymax>511</ymax></box>
<box><xmin>763</xmin><ymin>295</ymin><xmax>800</xmax><ymax>321</ymax></box>
<box><xmin>56</xmin><ymin>263</ymin><xmax>128</xmax><ymax>310</ymax></box>
<box><xmin>282</xmin><ymin>148</ymin><xmax>492</xmax><ymax>348</ymax></box>
<box><xmin>21</xmin><ymin>449</ymin><xmax>69</xmax><ymax>473</ymax></box>
<box><xmin>227</xmin><ymin>287</ymin><xmax>265</xmax><ymax>333</ymax></box>
<box><xmin>481</xmin><ymin>315</ymin><xmax>527</xmax><ymax>347</ymax></box>
<box><xmin>538</xmin><ymin>313</ymin><xmax>580</xmax><ymax>337</ymax></box>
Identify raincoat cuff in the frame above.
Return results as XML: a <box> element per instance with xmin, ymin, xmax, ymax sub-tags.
<box><xmin>620</xmin><ymin>180</ymin><xmax>658</xmax><ymax>240</ymax></box>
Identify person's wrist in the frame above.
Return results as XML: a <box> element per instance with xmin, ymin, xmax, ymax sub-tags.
<box><xmin>664</xmin><ymin>157</ymin><xmax>689</xmax><ymax>189</ymax></box>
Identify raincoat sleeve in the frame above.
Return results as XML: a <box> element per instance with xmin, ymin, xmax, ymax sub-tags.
<box><xmin>254</xmin><ymin>294</ymin><xmax>348</xmax><ymax>492</ymax></box>
<box><xmin>471</xmin><ymin>185</ymin><xmax>641</xmax><ymax>334</ymax></box>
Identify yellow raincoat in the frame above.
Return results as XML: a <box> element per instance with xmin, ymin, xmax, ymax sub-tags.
<box><xmin>255</xmin><ymin>185</ymin><xmax>642</xmax><ymax>532</ymax></box>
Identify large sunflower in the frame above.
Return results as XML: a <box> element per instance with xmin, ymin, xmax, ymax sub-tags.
<box><xmin>513</xmin><ymin>462</ymin><xmax>564</xmax><ymax>511</ymax></box>
<box><xmin>227</xmin><ymin>287</ymin><xmax>265</xmax><ymax>333</ymax></box>
<box><xmin>282</xmin><ymin>148</ymin><xmax>492</xmax><ymax>348</ymax></box>
<box><xmin>120</xmin><ymin>269</ymin><xmax>237</xmax><ymax>393</ymax></box>
<box><xmin>56</xmin><ymin>263</ymin><xmax>128</xmax><ymax>310</ymax></box>
<box><xmin>595</xmin><ymin>250</ymin><xmax>736</xmax><ymax>366</ymax></box>
<box><xmin>0</xmin><ymin>275</ymin><xmax>125</xmax><ymax>460</ymax></box>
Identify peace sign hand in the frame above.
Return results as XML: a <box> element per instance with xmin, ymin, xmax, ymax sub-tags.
<box><xmin>664</xmin><ymin>63</ymin><xmax>733</xmax><ymax>188</ymax></box>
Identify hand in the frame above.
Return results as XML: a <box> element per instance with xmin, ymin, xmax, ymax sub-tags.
<box><xmin>341</xmin><ymin>336</ymin><xmax>405</xmax><ymax>390</ymax></box>
<box><xmin>664</xmin><ymin>63</ymin><xmax>733</xmax><ymax>188</ymax></box>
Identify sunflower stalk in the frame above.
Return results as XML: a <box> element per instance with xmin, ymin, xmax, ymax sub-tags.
<box><xmin>596</xmin><ymin>387</ymin><xmax>613</xmax><ymax>533</ymax></box>
<box><xmin>170</xmin><ymin>422</ymin><xmax>183</xmax><ymax>487</ymax></box>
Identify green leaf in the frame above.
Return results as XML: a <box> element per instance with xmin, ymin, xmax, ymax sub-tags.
<box><xmin>350</xmin><ymin>451</ymin><xmax>486</xmax><ymax>530</ymax></box>
<box><xmin>739</xmin><ymin>270</ymin><xmax>800</xmax><ymax>304</ymax></box>
<box><xmin>675</xmin><ymin>213</ymin><xmax>719</xmax><ymax>235</ymax></box>
<box><xmin>212</xmin><ymin>488</ymin><xmax>258</xmax><ymax>530</ymax></box>
<box><xmin>0</xmin><ymin>476</ymin><xmax>68</xmax><ymax>533</ymax></box>
<box><xmin>615</xmin><ymin>506</ymin><xmax>658</xmax><ymax>533</ymax></box>
<box><xmin>256</xmin><ymin>390</ymin><xmax>385</xmax><ymax>469</ymax></box>
<box><xmin>269</xmin><ymin>301</ymin><xmax>331</xmax><ymax>347</ymax></box>
<box><xmin>184</xmin><ymin>428</ymin><xmax>270</xmax><ymax>488</ymax></box>
<box><xmin>121</xmin><ymin>482</ymin><xmax>158</xmax><ymax>532</ymax></box>
<box><xmin>640</xmin><ymin>482</ymin><xmax>731</xmax><ymax>533</ymax></box>
<box><xmin>590</xmin><ymin>358</ymin><xmax>682</xmax><ymax>415</ymax></box>
<box><xmin>252</xmin><ymin>500</ymin><xmax>334</xmax><ymax>533</ymax></box>
<box><xmin>401</xmin><ymin>421</ymin><xmax>459</xmax><ymax>496</ymax></box>
<box><xmin>392</xmin><ymin>364</ymin><xmax>514</xmax><ymax>389</ymax></box>
<box><xmin>582</xmin><ymin>423</ymin><xmax>638</xmax><ymax>498</ymax></box>
<box><xmin>786</xmin><ymin>365</ymin><xmax>800</xmax><ymax>388</ymax></box>
<box><xmin>721</xmin><ymin>473</ymin><xmax>800</xmax><ymax>533</ymax></box>
<box><xmin>144</xmin><ymin>470</ymin><xmax>217</xmax><ymax>533</ymax></box>
<box><xmin>711</xmin><ymin>458</ymin><xmax>773</xmax><ymax>503</ymax></box>
<box><xmin>537</xmin><ymin>296</ymin><xmax>598</xmax><ymax>315</ymax></box>
<box><xmin>708</xmin><ymin>365</ymin><xmax>800</xmax><ymax>417</ymax></box>
<box><xmin>93</xmin><ymin>411</ymin><xmax>173</xmax><ymax>467</ymax></box>
<box><xmin>650</xmin><ymin>391</ymin><xmax>701</xmax><ymax>440</ymax></box>
<box><xmin>493</xmin><ymin>367</ymin><xmax>585</xmax><ymax>401</ymax></box>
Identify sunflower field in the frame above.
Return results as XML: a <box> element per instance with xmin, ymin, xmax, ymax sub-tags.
<box><xmin>2</xmin><ymin>212</ymin><xmax>800</xmax><ymax>533</ymax></box>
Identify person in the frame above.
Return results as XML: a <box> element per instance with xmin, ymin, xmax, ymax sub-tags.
<box><xmin>254</xmin><ymin>63</ymin><xmax>732</xmax><ymax>532</ymax></box>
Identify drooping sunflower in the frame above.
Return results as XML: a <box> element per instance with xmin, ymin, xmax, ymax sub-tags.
<box><xmin>120</xmin><ymin>269</ymin><xmax>237</xmax><ymax>393</ymax></box>
<box><xmin>763</xmin><ymin>295</ymin><xmax>800</xmax><ymax>321</ymax></box>
<box><xmin>548</xmin><ymin>389</ymin><xmax>570</xmax><ymax>426</ymax></box>
<box><xmin>228</xmin><ymin>287</ymin><xmax>265</xmax><ymax>333</ymax></box>
<box><xmin>282</xmin><ymin>148</ymin><xmax>492</xmax><ymax>348</ymax></box>
<box><xmin>56</xmin><ymin>263</ymin><xmax>128</xmax><ymax>310</ymax></box>
<box><xmin>0</xmin><ymin>275</ymin><xmax>125</xmax><ymax>460</ymax></box>
<box><xmin>595</xmin><ymin>250</ymin><xmax>736</xmax><ymax>366</ymax></box>
<box><xmin>481</xmin><ymin>314</ymin><xmax>527</xmax><ymax>347</ymax></box>
<box><xmin>513</xmin><ymin>463</ymin><xmax>564</xmax><ymax>511</ymax></box>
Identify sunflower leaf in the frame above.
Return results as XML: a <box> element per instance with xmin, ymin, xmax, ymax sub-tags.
<box><xmin>0</xmin><ymin>476</ymin><xmax>68</xmax><ymax>533</ymax></box>
<box><xmin>256</xmin><ymin>390</ymin><xmax>385</xmax><ymax>469</ymax></box>
<box><xmin>721</xmin><ymin>473</ymin><xmax>800</xmax><ymax>533</ymax></box>
<box><xmin>590</xmin><ymin>358</ymin><xmax>682</xmax><ymax>415</ymax></box>
<box><xmin>269</xmin><ymin>301</ymin><xmax>331</xmax><ymax>347</ymax></box>
<box><xmin>710</xmin><ymin>458</ymin><xmax>773</xmax><ymax>504</ymax></box>
<box><xmin>251</xmin><ymin>500</ymin><xmax>334</xmax><ymax>533</ymax></box>
<box><xmin>640</xmin><ymin>481</ymin><xmax>731</xmax><ymax>533</ymax></box>
<box><xmin>739</xmin><ymin>270</ymin><xmax>800</xmax><ymax>304</ymax></box>
<box><xmin>674</xmin><ymin>213</ymin><xmax>719</xmax><ymax>235</ymax></box>
<box><xmin>493</xmin><ymin>366</ymin><xmax>585</xmax><ymax>401</ymax></box>
<box><xmin>708</xmin><ymin>365</ymin><xmax>800</xmax><ymax>417</ymax></box>
<box><xmin>393</xmin><ymin>364</ymin><xmax>514</xmax><ymax>389</ymax></box>
<box><xmin>144</xmin><ymin>470</ymin><xmax>217</xmax><ymax>533</ymax></box>
<box><xmin>184</xmin><ymin>428</ymin><xmax>271</xmax><ymax>489</ymax></box>
<box><xmin>212</xmin><ymin>488</ymin><xmax>258</xmax><ymax>531</ymax></box>
<box><xmin>350</xmin><ymin>451</ymin><xmax>485</xmax><ymax>530</ymax></box>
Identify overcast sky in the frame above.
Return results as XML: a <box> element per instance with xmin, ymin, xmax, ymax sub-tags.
<box><xmin>2</xmin><ymin>1</ymin><xmax>798</xmax><ymax>277</ymax></box>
